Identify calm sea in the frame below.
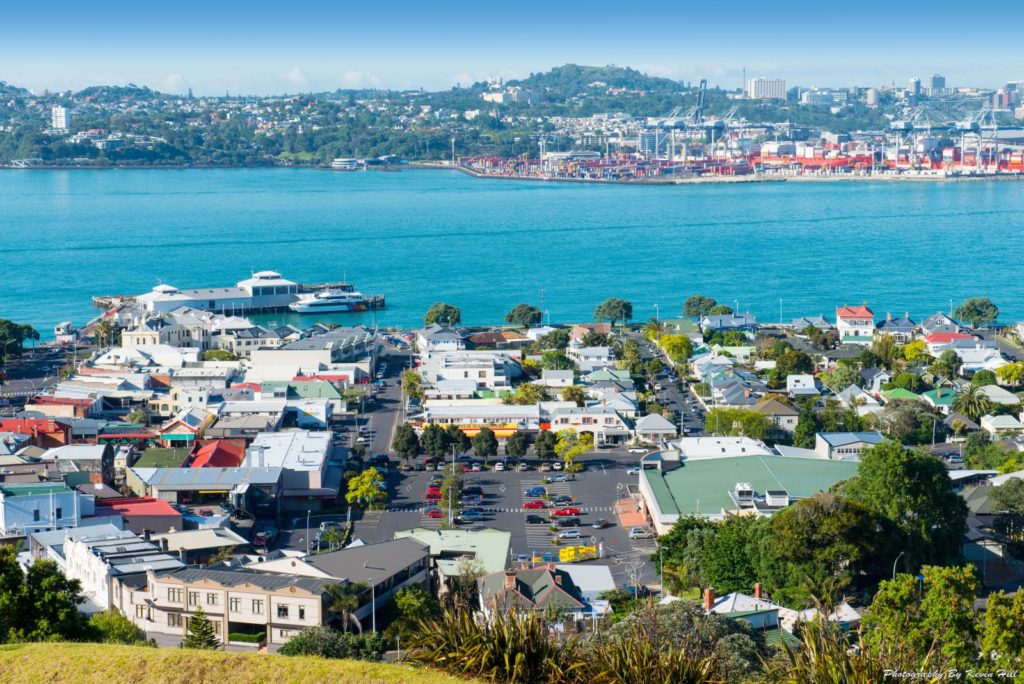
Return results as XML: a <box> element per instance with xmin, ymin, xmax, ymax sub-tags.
<box><xmin>2</xmin><ymin>168</ymin><xmax>1023</xmax><ymax>338</ymax></box>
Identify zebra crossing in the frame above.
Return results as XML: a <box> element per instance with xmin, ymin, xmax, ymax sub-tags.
<box><xmin>387</xmin><ymin>503</ymin><xmax>613</xmax><ymax>515</ymax></box>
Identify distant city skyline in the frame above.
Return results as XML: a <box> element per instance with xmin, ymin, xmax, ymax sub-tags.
<box><xmin>3</xmin><ymin>1</ymin><xmax>1024</xmax><ymax>95</ymax></box>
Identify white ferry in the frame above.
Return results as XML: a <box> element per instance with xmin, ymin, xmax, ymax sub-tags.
<box><xmin>288</xmin><ymin>289</ymin><xmax>369</xmax><ymax>313</ymax></box>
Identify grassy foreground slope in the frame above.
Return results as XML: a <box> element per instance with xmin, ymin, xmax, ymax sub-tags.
<box><xmin>0</xmin><ymin>643</ymin><xmax>471</xmax><ymax>684</ymax></box>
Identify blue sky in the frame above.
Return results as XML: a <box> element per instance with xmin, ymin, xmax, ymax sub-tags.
<box><xmin>2</xmin><ymin>1</ymin><xmax>1023</xmax><ymax>94</ymax></box>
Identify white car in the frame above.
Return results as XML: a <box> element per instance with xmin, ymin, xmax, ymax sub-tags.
<box><xmin>627</xmin><ymin>447</ymin><xmax>647</xmax><ymax>454</ymax></box>
<box><xmin>629</xmin><ymin>527</ymin><xmax>654</xmax><ymax>540</ymax></box>
<box><xmin>558</xmin><ymin>529</ymin><xmax>582</xmax><ymax>540</ymax></box>
<box><xmin>551</xmin><ymin>461</ymin><xmax>563</xmax><ymax>470</ymax></box>
<box><xmin>626</xmin><ymin>467</ymin><xmax>641</xmax><ymax>476</ymax></box>
<box><xmin>494</xmin><ymin>462</ymin><xmax>505</xmax><ymax>471</ymax></box>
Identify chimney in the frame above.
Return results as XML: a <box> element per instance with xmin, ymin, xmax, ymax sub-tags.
<box><xmin>703</xmin><ymin>587</ymin><xmax>715</xmax><ymax>611</ymax></box>
<box><xmin>504</xmin><ymin>570</ymin><xmax>516</xmax><ymax>589</ymax></box>
<box><xmin>143</xmin><ymin>529</ymin><xmax>151</xmax><ymax>543</ymax></box>
<box><xmin>547</xmin><ymin>560</ymin><xmax>556</xmax><ymax>572</ymax></box>
<box><xmin>886</xmin><ymin>312</ymin><xmax>892</xmax><ymax>322</ymax></box>
<box><xmin>754</xmin><ymin>582</ymin><xmax>762</xmax><ymax>599</ymax></box>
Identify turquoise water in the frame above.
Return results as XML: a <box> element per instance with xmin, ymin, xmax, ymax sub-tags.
<box><xmin>2</xmin><ymin>168</ymin><xmax>1024</xmax><ymax>338</ymax></box>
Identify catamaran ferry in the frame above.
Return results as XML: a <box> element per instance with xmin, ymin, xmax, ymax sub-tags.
<box><xmin>288</xmin><ymin>289</ymin><xmax>370</xmax><ymax>313</ymax></box>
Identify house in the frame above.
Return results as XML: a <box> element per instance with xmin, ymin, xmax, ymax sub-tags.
<box><xmin>93</xmin><ymin>496</ymin><xmax>183</xmax><ymax>535</ymax></box>
<box><xmin>922</xmin><ymin>387</ymin><xmax>957</xmax><ymax>414</ymax></box>
<box><xmin>207</xmin><ymin>399</ymin><xmax>287</xmax><ymax>439</ymax></box>
<box><xmin>924</xmin><ymin>332</ymin><xmax>977</xmax><ymax>356</ymax></box>
<box><xmin>121</xmin><ymin>566</ymin><xmax>337</xmax><ymax>647</ymax></box>
<box><xmin>943</xmin><ymin>412</ymin><xmax>980</xmax><ymax>436</ymax></box>
<box><xmin>875</xmin><ymin>312</ymin><xmax>917</xmax><ymax>344</ymax></box>
<box><xmin>254</xmin><ymin>537</ymin><xmax>431</xmax><ymax>630</ymax></box>
<box><xmin>881</xmin><ymin>387</ymin><xmax>921</xmax><ymax>403</ymax></box>
<box><xmin>243</xmin><ymin>431</ymin><xmax>338</xmax><ymax>510</ymax></box>
<box><xmin>478</xmin><ymin>563</ymin><xmax>587</xmax><ymax>620</ymax></box>
<box><xmin>835</xmin><ymin>305</ymin><xmax>875</xmax><ymax>346</ymax></box>
<box><xmin>662</xmin><ymin>319</ymin><xmax>703</xmax><ymax>343</ymax></box>
<box><xmin>951</xmin><ymin>345</ymin><xmax>1006</xmax><ymax>375</ymax></box>
<box><xmin>190</xmin><ymin>439</ymin><xmax>247</xmax><ymax>468</ymax></box>
<box><xmin>981</xmin><ymin>414</ymin><xmax>1024</xmax><ymax>436</ymax></box>
<box><xmin>786</xmin><ymin>374</ymin><xmax>820</xmax><ymax>398</ymax></box>
<box><xmin>548</xmin><ymin>406</ymin><xmax>633</xmax><ymax>445</ymax></box>
<box><xmin>750</xmin><ymin>399</ymin><xmax>799</xmax><ymax>438</ymax></box>
<box><xmin>634</xmin><ymin>413</ymin><xmax>679</xmax><ymax>443</ymax></box>
<box><xmin>0</xmin><ymin>482</ymin><xmax>96</xmax><ymax>538</ymax></box>
<box><xmin>569</xmin><ymin>323</ymin><xmax>611</xmax><ymax>343</ymax></box>
<box><xmin>699</xmin><ymin>312</ymin><xmax>758</xmax><ymax>334</ymax></box>
<box><xmin>24</xmin><ymin>395</ymin><xmax>98</xmax><ymax>419</ymax></box>
<box><xmin>468</xmin><ymin>331</ymin><xmax>529</xmax><ymax>349</ymax></box>
<box><xmin>535</xmin><ymin>370</ymin><xmax>574</xmax><ymax>389</ymax></box>
<box><xmin>791</xmin><ymin>315</ymin><xmax>832</xmax><ymax>332</ymax></box>
<box><xmin>586</xmin><ymin>391</ymin><xmax>638</xmax><ymax>418</ymax></box>
<box><xmin>127</xmin><ymin>467</ymin><xmax>283</xmax><ymax>519</ymax></box>
<box><xmin>421</xmin><ymin>350</ymin><xmax>520</xmax><ymax>390</ymax></box>
<box><xmin>0</xmin><ymin>418</ymin><xmax>71</xmax><ymax>449</ymax></box>
<box><xmin>921</xmin><ymin>312</ymin><xmax>961</xmax><ymax>336</ymax></box>
<box><xmin>978</xmin><ymin>385</ymin><xmax>1021</xmax><ymax>406</ymax></box>
<box><xmin>151</xmin><ymin>527</ymin><xmax>249</xmax><ymax>564</ymax></box>
<box><xmin>393</xmin><ymin>527</ymin><xmax>511</xmax><ymax>586</ymax></box>
<box><xmin>158</xmin><ymin>407</ymin><xmax>215</xmax><ymax>448</ymax></box>
<box><xmin>423</xmin><ymin>379</ymin><xmax>478</xmax><ymax>400</ymax></box>
<box><xmin>565</xmin><ymin>345</ymin><xmax>614</xmax><ymax>372</ymax></box>
<box><xmin>703</xmin><ymin>587</ymin><xmax>799</xmax><ymax>645</ymax></box>
<box><xmin>814</xmin><ymin>432</ymin><xmax>885</xmax><ymax>460</ymax></box>
<box><xmin>836</xmin><ymin>385</ymin><xmax>883</xmax><ymax>416</ymax></box>
<box><xmin>415</xmin><ymin>324</ymin><xmax>466</xmax><ymax>353</ymax></box>
<box><xmin>41</xmin><ymin>444</ymin><xmax>116</xmax><ymax>485</ymax></box>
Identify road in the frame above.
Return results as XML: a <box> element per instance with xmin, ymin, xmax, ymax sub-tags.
<box><xmin>623</xmin><ymin>330</ymin><xmax>705</xmax><ymax>436</ymax></box>
<box><xmin>0</xmin><ymin>346</ymin><xmax>66</xmax><ymax>402</ymax></box>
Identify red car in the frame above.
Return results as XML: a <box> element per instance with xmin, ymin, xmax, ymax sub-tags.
<box><xmin>425</xmin><ymin>508</ymin><xmax>443</xmax><ymax>519</ymax></box>
<box><xmin>426</xmin><ymin>486</ymin><xmax>441</xmax><ymax>495</ymax></box>
<box><xmin>551</xmin><ymin>507</ymin><xmax>581</xmax><ymax>517</ymax></box>
<box><xmin>523</xmin><ymin>500</ymin><xmax>546</xmax><ymax>509</ymax></box>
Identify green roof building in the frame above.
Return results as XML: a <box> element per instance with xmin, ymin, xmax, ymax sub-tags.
<box><xmin>640</xmin><ymin>454</ymin><xmax>859</xmax><ymax>532</ymax></box>
<box><xmin>133</xmin><ymin>448</ymin><xmax>190</xmax><ymax>468</ymax></box>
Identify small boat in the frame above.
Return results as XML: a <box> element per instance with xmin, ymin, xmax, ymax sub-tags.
<box><xmin>288</xmin><ymin>289</ymin><xmax>369</xmax><ymax>313</ymax></box>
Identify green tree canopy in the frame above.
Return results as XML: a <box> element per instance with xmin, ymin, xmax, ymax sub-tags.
<box><xmin>503</xmin><ymin>382</ymin><xmax>550</xmax><ymax>405</ymax></box>
<box><xmin>704</xmin><ymin>407</ymin><xmax>771</xmax><ymax>441</ymax></box>
<box><xmin>534</xmin><ymin>430</ymin><xmax>557</xmax><ymax>461</ymax></box>
<box><xmin>593</xmin><ymin>297</ymin><xmax>633</xmax><ymax>327</ymax></box>
<box><xmin>88</xmin><ymin>609</ymin><xmax>149</xmax><ymax>645</ymax></box>
<box><xmin>391</xmin><ymin>422</ymin><xmax>420</xmax><ymax>460</ymax></box>
<box><xmin>183</xmin><ymin>606</ymin><xmax>219</xmax><ymax>649</ymax></box>
<box><xmin>792</xmin><ymin>400</ymin><xmax>818</xmax><ymax>449</ymax></box>
<box><xmin>504</xmin><ymin>303</ymin><xmax>542</xmax><ymax>328</ymax></box>
<box><xmin>472</xmin><ymin>426</ymin><xmax>498</xmax><ymax>460</ymax></box>
<box><xmin>424</xmin><ymin>302</ymin><xmax>461</xmax><ymax>326</ymax></box>
<box><xmin>970</xmin><ymin>369</ymin><xmax>996</xmax><ymax>387</ymax></box>
<box><xmin>446</xmin><ymin>424</ymin><xmax>471</xmax><ymax>454</ymax></box>
<box><xmin>683</xmin><ymin>295</ymin><xmax>717</xmax><ymax>318</ymax></box>
<box><xmin>344</xmin><ymin>468</ymin><xmax>387</xmax><ymax>509</ymax></box>
<box><xmin>504</xmin><ymin>430</ymin><xmax>528</xmax><ymax>458</ymax></box>
<box><xmin>202</xmin><ymin>349</ymin><xmax>238</xmax><ymax>361</ymax></box>
<box><xmin>560</xmin><ymin>385</ymin><xmax>586</xmax><ymax>407</ymax></box>
<box><xmin>540</xmin><ymin>350</ymin><xmax>577</xmax><ymax>371</ymax></box>
<box><xmin>954</xmin><ymin>297</ymin><xmax>999</xmax><ymax>328</ymax></box>
<box><xmin>952</xmin><ymin>383</ymin><xmax>992</xmax><ymax>421</ymax></box>
<box><xmin>401</xmin><ymin>370</ymin><xmax>423</xmax><ymax>401</ymax></box>
<box><xmin>420</xmin><ymin>424</ymin><xmax>449</xmax><ymax>459</ymax></box>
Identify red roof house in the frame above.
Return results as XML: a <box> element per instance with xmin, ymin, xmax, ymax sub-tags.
<box><xmin>0</xmin><ymin>418</ymin><xmax>71</xmax><ymax>449</ymax></box>
<box><xmin>191</xmin><ymin>439</ymin><xmax>246</xmax><ymax>468</ymax></box>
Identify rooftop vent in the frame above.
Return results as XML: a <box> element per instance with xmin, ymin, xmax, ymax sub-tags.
<box><xmin>734</xmin><ymin>482</ymin><xmax>754</xmax><ymax>501</ymax></box>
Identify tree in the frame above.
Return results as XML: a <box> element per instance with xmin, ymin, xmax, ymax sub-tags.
<box><xmin>817</xmin><ymin>398</ymin><xmax>862</xmax><ymax>433</ymax></box>
<box><xmin>420</xmin><ymin>424</ymin><xmax>449</xmax><ymax>459</ymax></box>
<box><xmin>699</xmin><ymin>516</ymin><xmax>769</xmax><ymax>595</ymax></box>
<box><xmin>472</xmin><ymin>426</ymin><xmax>498</xmax><ymax>461</ymax></box>
<box><xmin>202</xmin><ymin>349</ymin><xmax>237</xmax><ymax>361</ymax></box>
<box><xmin>581</xmin><ymin>331</ymin><xmax>611</xmax><ymax>347</ymax></box>
<box><xmin>503</xmin><ymin>382</ymin><xmax>550</xmax><ymax>405</ymax></box>
<box><xmin>642</xmin><ymin>317</ymin><xmax>667</xmax><ymax>341</ymax></box>
<box><xmin>401</xmin><ymin>370</ymin><xmax>423</xmax><ymax>401</ymax></box>
<box><xmin>843</xmin><ymin>440</ymin><xmax>968</xmax><ymax>567</ymax></box>
<box><xmin>683</xmin><ymin>295</ymin><xmax>717</xmax><ymax>319</ymax></box>
<box><xmin>954</xmin><ymin>297</ymin><xmax>999</xmax><ymax>328</ymax></box>
<box><xmin>870</xmin><ymin>334</ymin><xmax>899</xmax><ymax>369</ymax></box>
<box><xmin>970</xmin><ymin>369</ymin><xmax>996</xmax><ymax>387</ymax></box>
<box><xmin>774</xmin><ymin>348</ymin><xmax>814</xmax><ymax>378</ymax></box>
<box><xmin>876</xmin><ymin>402</ymin><xmax>942</xmax><ymax>445</ymax></box>
<box><xmin>423</xmin><ymin>302</ymin><xmax>461</xmax><ymax>326</ymax></box>
<box><xmin>88</xmin><ymin>609</ymin><xmax>149</xmax><ymax>645</ymax></box>
<box><xmin>980</xmin><ymin>590</ymin><xmax>1024</xmax><ymax>669</ymax></box>
<box><xmin>660</xmin><ymin>334</ymin><xmax>693</xmax><ymax>364</ymax></box>
<box><xmin>593</xmin><ymin>297</ymin><xmax>633</xmax><ymax>327</ymax></box>
<box><xmin>885</xmin><ymin>372</ymin><xmax>925</xmax><ymax>393</ymax></box>
<box><xmin>902</xmin><ymin>339</ymin><xmax>932</xmax><ymax>364</ymax></box>
<box><xmin>125</xmin><ymin>408</ymin><xmax>148</xmax><ymax>424</ymax></box>
<box><xmin>708</xmin><ymin>304</ymin><xmax>734</xmax><ymax>315</ymax></box>
<box><xmin>504</xmin><ymin>303</ymin><xmax>542</xmax><ymax>328</ymax></box>
<box><xmin>92</xmin><ymin>319</ymin><xmax>121</xmax><ymax>348</ymax></box>
<box><xmin>996</xmin><ymin>361</ymin><xmax>1024</xmax><ymax>387</ymax></box>
<box><xmin>952</xmin><ymin>384</ymin><xmax>992</xmax><ymax>421</ymax></box>
<box><xmin>818</xmin><ymin>363</ymin><xmax>860</xmax><ymax>392</ymax></box>
<box><xmin>561</xmin><ymin>385</ymin><xmax>586</xmax><ymax>407</ymax></box>
<box><xmin>704</xmin><ymin>407</ymin><xmax>771</xmax><ymax>440</ymax></box>
<box><xmin>540</xmin><ymin>350</ymin><xmax>576</xmax><ymax>371</ymax></box>
<box><xmin>445</xmin><ymin>424</ymin><xmax>471</xmax><ymax>454</ymax></box>
<box><xmin>345</xmin><ymin>468</ymin><xmax>387</xmax><ymax>509</ymax></box>
<box><xmin>618</xmin><ymin>338</ymin><xmax>643</xmax><ymax>374</ymax></box>
<box><xmin>0</xmin><ymin>319</ymin><xmax>40</xmax><ymax>365</ymax></box>
<box><xmin>327</xmin><ymin>582</ymin><xmax>366</xmax><ymax>633</ymax></box>
<box><xmin>792</xmin><ymin>400</ymin><xmax>818</xmax><ymax>449</ymax></box>
<box><xmin>645</xmin><ymin>357</ymin><xmax>664</xmax><ymax>379</ymax></box>
<box><xmin>394</xmin><ymin>584</ymin><xmax>440</xmax><ymax>622</ymax></box>
<box><xmin>538</xmin><ymin>328</ymin><xmax>570</xmax><ymax>350</ymax></box>
<box><xmin>279</xmin><ymin>626</ymin><xmax>352</xmax><ymax>657</ymax></box>
<box><xmin>505</xmin><ymin>430</ymin><xmax>528</xmax><ymax>458</ymax></box>
<box><xmin>21</xmin><ymin>559</ymin><xmax>90</xmax><ymax>642</ymax></box>
<box><xmin>863</xmin><ymin>565</ymin><xmax>980</xmax><ymax>670</ymax></box>
<box><xmin>535</xmin><ymin>430</ymin><xmax>557</xmax><ymax>461</ymax></box>
<box><xmin>989</xmin><ymin>477</ymin><xmax>1024</xmax><ymax>515</ymax></box>
<box><xmin>391</xmin><ymin>422</ymin><xmax>420</xmax><ymax>460</ymax></box>
<box><xmin>931</xmin><ymin>349</ymin><xmax>962</xmax><ymax>378</ymax></box>
<box><xmin>183</xmin><ymin>606</ymin><xmax>219</xmax><ymax>649</ymax></box>
<box><xmin>554</xmin><ymin>430</ymin><xmax>592</xmax><ymax>470</ymax></box>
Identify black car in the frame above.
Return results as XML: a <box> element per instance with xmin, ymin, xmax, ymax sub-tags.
<box><xmin>526</xmin><ymin>514</ymin><xmax>546</xmax><ymax>524</ymax></box>
<box><xmin>552</xmin><ymin>495</ymin><xmax>574</xmax><ymax>506</ymax></box>
<box><xmin>557</xmin><ymin>517</ymin><xmax>581</xmax><ymax>527</ymax></box>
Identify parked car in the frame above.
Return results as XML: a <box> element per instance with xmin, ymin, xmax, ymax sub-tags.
<box><xmin>539</xmin><ymin>463</ymin><xmax>552</xmax><ymax>472</ymax></box>
<box><xmin>462</xmin><ymin>485</ymin><xmax>483</xmax><ymax>495</ymax></box>
<box><xmin>629</xmin><ymin>527</ymin><xmax>654</xmax><ymax>540</ymax></box>
<box><xmin>460</xmin><ymin>495</ymin><xmax>483</xmax><ymax>506</ymax></box>
<box><xmin>551</xmin><ymin>507</ymin><xmax>581</xmax><ymax>517</ymax></box>
<box><xmin>493</xmin><ymin>462</ymin><xmax>505</xmax><ymax>471</ymax></box>
<box><xmin>592</xmin><ymin>518</ymin><xmax>609</xmax><ymax>529</ymax></box>
<box><xmin>425</xmin><ymin>493</ymin><xmax>441</xmax><ymax>503</ymax></box>
<box><xmin>627</xmin><ymin>447</ymin><xmax>648</xmax><ymax>454</ymax></box>
<box><xmin>513</xmin><ymin>553</ymin><xmax>530</xmax><ymax>563</ymax></box>
<box><xmin>524</xmin><ymin>500</ymin><xmax>546</xmax><ymax>509</ymax></box>
<box><xmin>557</xmin><ymin>517</ymin><xmax>581</xmax><ymax>528</ymax></box>
<box><xmin>457</xmin><ymin>510</ymin><xmax>484</xmax><ymax>523</ymax></box>
<box><xmin>552</xmin><ymin>495</ymin><xmax>574</xmax><ymax>506</ymax></box>
<box><xmin>425</xmin><ymin>507</ymin><xmax>443</xmax><ymax>519</ymax></box>
<box><xmin>548</xmin><ymin>474</ymin><xmax>570</xmax><ymax>483</ymax></box>
<box><xmin>526</xmin><ymin>514</ymin><xmax>547</xmax><ymax>524</ymax></box>
<box><xmin>551</xmin><ymin>461</ymin><xmax>563</xmax><ymax>470</ymax></box>
<box><xmin>558</xmin><ymin>529</ymin><xmax>582</xmax><ymax>540</ymax></box>
<box><xmin>524</xmin><ymin>486</ymin><xmax>546</xmax><ymax>497</ymax></box>
<box><xmin>517</xmin><ymin>462</ymin><xmax>531</xmax><ymax>471</ymax></box>
<box><xmin>626</xmin><ymin>467</ymin><xmax>641</xmax><ymax>476</ymax></box>
<box><xmin>471</xmin><ymin>462</ymin><xmax>482</xmax><ymax>472</ymax></box>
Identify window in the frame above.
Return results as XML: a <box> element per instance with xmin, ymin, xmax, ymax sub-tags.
<box><xmin>478</xmin><ymin>371</ymin><xmax>486</xmax><ymax>378</ymax></box>
<box><xmin>298</xmin><ymin>607</ymin><xmax>306</xmax><ymax>621</ymax></box>
<box><xmin>277</xmin><ymin>604</ymin><xmax>289</xmax><ymax>618</ymax></box>
<box><xmin>188</xmin><ymin>591</ymin><xmax>198</xmax><ymax>606</ymax></box>
<box><xmin>167</xmin><ymin>588</ymin><xmax>183</xmax><ymax>603</ymax></box>
<box><xmin>55</xmin><ymin>507</ymin><xmax>63</xmax><ymax>520</ymax></box>
<box><xmin>251</xmin><ymin>599</ymin><xmax>263</xmax><ymax>614</ymax></box>
<box><xmin>229</xmin><ymin>597</ymin><xmax>241</xmax><ymax>612</ymax></box>
<box><xmin>168</xmin><ymin>613</ymin><xmax>184</xmax><ymax>628</ymax></box>
<box><xmin>33</xmin><ymin>509</ymin><xmax>40</xmax><ymax>522</ymax></box>
<box><xmin>135</xmin><ymin>605</ymin><xmax>146</xmax><ymax>619</ymax></box>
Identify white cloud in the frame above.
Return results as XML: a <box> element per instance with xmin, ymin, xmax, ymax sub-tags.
<box><xmin>160</xmin><ymin>73</ymin><xmax>190</xmax><ymax>94</ymax></box>
<box><xmin>339</xmin><ymin>70</ymin><xmax>382</xmax><ymax>89</ymax></box>
<box><xmin>284</xmin><ymin>66</ymin><xmax>309</xmax><ymax>89</ymax></box>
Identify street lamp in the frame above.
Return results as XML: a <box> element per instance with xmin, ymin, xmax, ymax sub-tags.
<box><xmin>892</xmin><ymin>550</ymin><xmax>905</xmax><ymax>580</ymax></box>
<box><xmin>369</xmin><ymin>578</ymin><xmax>376</xmax><ymax>633</ymax></box>
<box><xmin>305</xmin><ymin>510</ymin><xmax>311</xmax><ymax>556</ymax></box>
<box><xmin>653</xmin><ymin>304</ymin><xmax>660</xmax><ymax>324</ymax></box>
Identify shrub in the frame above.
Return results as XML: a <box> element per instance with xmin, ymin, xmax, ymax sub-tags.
<box><xmin>228</xmin><ymin>632</ymin><xmax>263</xmax><ymax>644</ymax></box>
<box><xmin>278</xmin><ymin>626</ymin><xmax>383</xmax><ymax>661</ymax></box>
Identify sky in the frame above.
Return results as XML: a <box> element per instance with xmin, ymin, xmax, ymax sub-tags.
<box><xmin>2</xmin><ymin>1</ymin><xmax>1024</xmax><ymax>95</ymax></box>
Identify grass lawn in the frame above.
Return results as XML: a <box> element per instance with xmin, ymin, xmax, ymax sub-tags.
<box><xmin>0</xmin><ymin>642</ymin><xmax>475</xmax><ymax>684</ymax></box>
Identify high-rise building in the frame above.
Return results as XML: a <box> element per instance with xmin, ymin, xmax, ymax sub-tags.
<box><xmin>927</xmin><ymin>74</ymin><xmax>946</xmax><ymax>97</ymax></box>
<box><xmin>51</xmin><ymin>106</ymin><xmax>69</xmax><ymax>131</ymax></box>
<box><xmin>865</xmin><ymin>88</ymin><xmax>879</xmax><ymax>107</ymax></box>
<box><xmin>748</xmin><ymin>78</ymin><xmax>786</xmax><ymax>100</ymax></box>
<box><xmin>908</xmin><ymin>78</ymin><xmax>921</xmax><ymax>97</ymax></box>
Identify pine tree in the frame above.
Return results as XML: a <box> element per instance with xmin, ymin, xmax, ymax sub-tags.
<box><xmin>792</xmin><ymin>400</ymin><xmax>818</xmax><ymax>449</ymax></box>
<box><xmin>183</xmin><ymin>605</ymin><xmax>220</xmax><ymax>650</ymax></box>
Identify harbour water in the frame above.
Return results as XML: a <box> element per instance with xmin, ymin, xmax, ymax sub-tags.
<box><xmin>2</xmin><ymin>168</ymin><xmax>1024</xmax><ymax>337</ymax></box>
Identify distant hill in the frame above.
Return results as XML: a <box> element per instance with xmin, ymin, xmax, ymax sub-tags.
<box><xmin>74</xmin><ymin>84</ymin><xmax>164</xmax><ymax>102</ymax></box>
<box><xmin>0</xmin><ymin>642</ymin><xmax>476</xmax><ymax>684</ymax></box>
<box><xmin>509</xmin><ymin>64</ymin><xmax>686</xmax><ymax>95</ymax></box>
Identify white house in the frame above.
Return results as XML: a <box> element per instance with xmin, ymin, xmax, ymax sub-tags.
<box><xmin>566</xmin><ymin>345</ymin><xmax>614</xmax><ymax>373</ymax></box>
<box><xmin>835</xmin><ymin>305</ymin><xmax>875</xmax><ymax>345</ymax></box>
<box><xmin>634</xmin><ymin>413</ymin><xmax>678</xmax><ymax>443</ymax></box>
<box><xmin>786</xmin><ymin>374</ymin><xmax>820</xmax><ymax>397</ymax></box>
<box><xmin>0</xmin><ymin>483</ymin><xmax>95</xmax><ymax>538</ymax></box>
<box><xmin>814</xmin><ymin>432</ymin><xmax>885</xmax><ymax>460</ymax></box>
<box><xmin>548</xmin><ymin>406</ymin><xmax>633</xmax><ymax>445</ymax></box>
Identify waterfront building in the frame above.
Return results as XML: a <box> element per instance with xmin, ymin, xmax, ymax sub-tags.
<box><xmin>748</xmin><ymin>78</ymin><xmax>786</xmax><ymax>100</ymax></box>
<box><xmin>51</xmin><ymin>105</ymin><xmax>69</xmax><ymax>131</ymax></box>
<box><xmin>835</xmin><ymin>305</ymin><xmax>875</xmax><ymax>345</ymax></box>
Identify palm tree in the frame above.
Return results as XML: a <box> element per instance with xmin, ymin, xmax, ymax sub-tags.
<box><xmin>952</xmin><ymin>384</ymin><xmax>992</xmax><ymax>421</ymax></box>
<box><xmin>643</xmin><ymin>317</ymin><xmax>669</xmax><ymax>342</ymax></box>
<box><xmin>326</xmin><ymin>581</ymin><xmax>366</xmax><ymax>633</ymax></box>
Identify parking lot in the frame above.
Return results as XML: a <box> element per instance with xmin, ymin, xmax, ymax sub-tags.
<box><xmin>346</xmin><ymin>449</ymin><xmax>661</xmax><ymax>586</ymax></box>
